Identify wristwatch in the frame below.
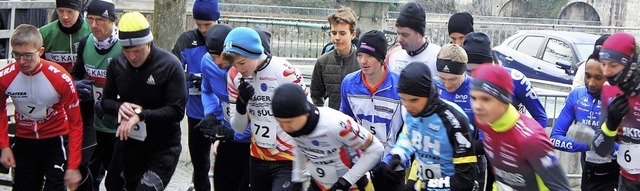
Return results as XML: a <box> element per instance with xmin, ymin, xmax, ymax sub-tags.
<box><xmin>134</xmin><ymin>108</ymin><xmax>142</xmax><ymax>115</ymax></box>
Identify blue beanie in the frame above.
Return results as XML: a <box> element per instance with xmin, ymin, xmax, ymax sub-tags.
<box><xmin>193</xmin><ymin>0</ymin><xmax>220</xmax><ymax>21</ymax></box>
<box><xmin>224</xmin><ymin>27</ymin><xmax>264</xmax><ymax>59</ymax></box>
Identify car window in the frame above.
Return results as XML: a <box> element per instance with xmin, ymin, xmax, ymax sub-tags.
<box><xmin>542</xmin><ymin>38</ymin><xmax>574</xmax><ymax>64</ymax></box>
<box><xmin>507</xmin><ymin>35</ymin><xmax>524</xmax><ymax>49</ymax></box>
<box><xmin>516</xmin><ymin>36</ymin><xmax>544</xmax><ymax>57</ymax></box>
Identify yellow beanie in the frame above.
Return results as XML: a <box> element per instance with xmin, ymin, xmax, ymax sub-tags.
<box><xmin>118</xmin><ymin>12</ymin><xmax>153</xmax><ymax>47</ymax></box>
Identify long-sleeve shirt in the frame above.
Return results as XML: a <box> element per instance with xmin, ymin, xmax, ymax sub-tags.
<box><xmin>102</xmin><ymin>46</ymin><xmax>186</xmax><ymax>142</ymax></box>
<box><xmin>171</xmin><ymin>29</ymin><xmax>207</xmax><ymax>120</ymax></box>
<box><xmin>505</xmin><ymin>67</ymin><xmax>548</xmax><ymax>127</ymax></box>
<box><xmin>478</xmin><ymin>105</ymin><xmax>570</xmax><ymax>191</ymax></box>
<box><xmin>0</xmin><ymin>60</ymin><xmax>83</xmax><ymax>169</ymax></box>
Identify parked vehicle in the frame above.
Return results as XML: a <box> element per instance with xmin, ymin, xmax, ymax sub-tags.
<box><xmin>493</xmin><ymin>30</ymin><xmax>599</xmax><ymax>84</ymax></box>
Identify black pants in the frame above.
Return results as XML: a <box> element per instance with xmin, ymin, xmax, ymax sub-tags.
<box><xmin>618</xmin><ymin>175</ymin><xmax>640</xmax><ymax>191</ymax></box>
<box><xmin>12</xmin><ymin>136</ymin><xmax>68</xmax><ymax>190</ymax></box>
<box><xmin>250</xmin><ymin>157</ymin><xmax>294</xmax><ymax>191</ymax></box>
<box><xmin>187</xmin><ymin>117</ymin><xmax>212</xmax><ymax>191</ymax></box>
<box><xmin>77</xmin><ymin>100</ymin><xmax>97</xmax><ymax>191</ymax></box>
<box><xmin>214</xmin><ymin>141</ymin><xmax>251</xmax><ymax>191</ymax></box>
<box><xmin>88</xmin><ymin>131</ymin><xmax>124</xmax><ymax>191</ymax></box>
<box><xmin>122</xmin><ymin>137</ymin><xmax>181</xmax><ymax>191</ymax></box>
<box><xmin>581</xmin><ymin>154</ymin><xmax>619</xmax><ymax>191</ymax></box>
<box><xmin>105</xmin><ymin>139</ymin><xmax>125</xmax><ymax>191</ymax></box>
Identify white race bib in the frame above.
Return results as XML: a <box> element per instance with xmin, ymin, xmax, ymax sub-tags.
<box><xmin>92</xmin><ymin>86</ymin><xmax>103</xmax><ymax>103</ymax></box>
<box><xmin>310</xmin><ymin>163</ymin><xmax>338</xmax><ymax>185</ymax></box>
<box><xmin>618</xmin><ymin>144</ymin><xmax>640</xmax><ymax>174</ymax></box>
<box><xmin>252</xmin><ymin>120</ymin><xmax>277</xmax><ymax>148</ymax></box>
<box><xmin>362</xmin><ymin>120</ymin><xmax>388</xmax><ymax>145</ymax></box>
<box><xmin>129</xmin><ymin>121</ymin><xmax>147</xmax><ymax>141</ymax></box>
<box><xmin>222</xmin><ymin>102</ymin><xmax>232</xmax><ymax>122</ymax></box>
<box><xmin>16</xmin><ymin>102</ymin><xmax>48</xmax><ymax>120</ymax></box>
<box><xmin>585</xmin><ymin>150</ymin><xmax>612</xmax><ymax>164</ymax></box>
<box><xmin>417</xmin><ymin>160</ymin><xmax>442</xmax><ymax>180</ymax></box>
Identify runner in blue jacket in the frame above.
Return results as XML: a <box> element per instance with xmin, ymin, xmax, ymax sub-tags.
<box><xmin>550</xmin><ymin>49</ymin><xmax>619</xmax><ymax>191</ymax></box>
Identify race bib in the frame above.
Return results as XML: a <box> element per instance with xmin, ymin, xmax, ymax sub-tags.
<box><xmin>129</xmin><ymin>121</ymin><xmax>147</xmax><ymax>141</ymax></box>
<box><xmin>16</xmin><ymin>102</ymin><xmax>48</xmax><ymax>120</ymax></box>
<box><xmin>252</xmin><ymin>120</ymin><xmax>277</xmax><ymax>148</ymax></box>
<box><xmin>417</xmin><ymin>160</ymin><xmax>442</xmax><ymax>180</ymax></box>
<box><xmin>222</xmin><ymin>102</ymin><xmax>232</xmax><ymax>122</ymax></box>
<box><xmin>495</xmin><ymin>181</ymin><xmax>515</xmax><ymax>191</ymax></box>
<box><xmin>585</xmin><ymin>150</ymin><xmax>612</xmax><ymax>164</ymax></box>
<box><xmin>618</xmin><ymin>144</ymin><xmax>640</xmax><ymax>174</ymax></box>
<box><xmin>92</xmin><ymin>86</ymin><xmax>103</xmax><ymax>103</ymax></box>
<box><xmin>188</xmin><ymin>87</ymin><xmax>201</xmax><ymax>95</ymax></box>
<box><xmin>310</xmin><ymin>163</ymin><xmax>338</xmax><ymax>185</ymax></box>
<box><xmin>361</xmin><ymin>120</ymin><xmax>387</xmax><ymax>145</ymax></box>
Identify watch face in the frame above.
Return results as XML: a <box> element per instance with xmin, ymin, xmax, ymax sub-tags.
<box><xmin>134</xmin><ymin>108</ymin><xmax>142</xmax><ymax>114</ymax></box>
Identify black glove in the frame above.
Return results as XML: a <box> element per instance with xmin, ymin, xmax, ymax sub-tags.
<box><xmin>75</xmin><ymin>80</ymin><xmax>93</xmax><ymax>100</ymax></box>
<box><xmin>328</xmin><ymin>177</ymin><xmax>351</xmax><ymax>191</ymax></box>
<box><xmin>94</xmin><ymin>100</ymin><xmax>104</xmax><ymax>120</ymax></box>
<box><xmin>291</xmin><ymin>182</ymin><xmax>304</xmax><ymax>191</ymax></box>
<box><xmin>236</xmin><ymin>81</ymin><xmax>254</xmax><ymax>115</ymax></box>
<box><xmin>372</xmin><ymin>155</ymin><xmax>402</xmax><ymax>187</ymax></box>
<box><xmin>195</xmin><ymin>114</ymin><xmax>226</xmax><ymax>140</ymax></box>
<box><xmin>185</xmin><ymin>72</ymin><xmax>202</xmax><ymax>81</ymax></box>
<box><xmin>606</xmin><ymin>95</ymin><xmax>629</xmax><ymax>131</ymax></box>
<box><xmin>401</xmin><ymin>180</ymin><xmax>417</xmax><ymax>191</ymax></box>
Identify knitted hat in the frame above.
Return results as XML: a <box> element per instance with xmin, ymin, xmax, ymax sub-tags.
<box><xmin>118</xmin><ymin>12</ymin><xmax>153</xmax><ymax>47</ymax></box>
<box><xmin>398</xmin><ymin>61</ymin><xmax>436</xmax><ymax>98</ymax></box>
<box><xmin>223</xmin><ymin>27</ymin><xmax>264</xmax><ymax>59</ymax></box>
<box><xmin>272</xmin><ymin>83</ymin><xmax>313</xmax><ymax>118</ymax></box>
<box><xmin>87</xmin><ymin>0</ymin><xmax>117</xmax><ymax>22</ymax></box>
<box><xmin>396</xmin><ymin>2</ymin><xmax>426</xmax><ymax>36</ymax></box>
<box><xmin>589</xmin><ymin>34</ymin><xmax>609</xmax><ymax>60</ymax></box>
<box><xmin>193</xmin><ymin>0</ymin><xmax>220</xmax><ymax>21</ymax></box>
<box><xmin>463</xmin><ymin>32</ymin><xmax>493</xmax><ymax>64</ymax></box>
<box><xmin>600</xmin><ymin>32</ymin><xmax>635</xmax><ymax>66</ymax></box>
<box><xmin>252</xmin><ymin>26</ymin><xmax>272</xmax><ymax>55</ymax></box>
<box><xmin>205</xmin><ymin>24</ymin><xmax>233</xmax><ymax>55</ymax></box>
<box><xmin>56</xmin><ymin>0</ymin><xmax>82</xmax><ymax>11</ymax></box>
<box><xmin>471</xmin><ymin>64</ymin><xmax>514</xmax><ymax>103</ymax></box>
<box><xmin>447</xmin><ymin>12</ymin><xmax>474</xmax><ymax>35</ymax></box>
<box><xmin>357</xmin><ymin>30</ymin><xmax>387</xmax><ymax>62</ymax></box>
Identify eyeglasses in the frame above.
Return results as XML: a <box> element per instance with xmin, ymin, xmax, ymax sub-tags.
<box><xmin>11</xmin><ymin>50</ymin><xmax>38</xmax><ymax>61</ymax></box>
<box><xmin>87</xmin><ymin>16</ymin><xmax>107</xmax><ymax>25</ymax></box>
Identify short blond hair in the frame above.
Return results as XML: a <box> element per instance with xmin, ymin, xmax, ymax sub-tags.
<box><xmin>10</xmin><ymin>24</ymin><xmax>43</xmax><ymax>48</ymax></box>
<box><xmin>437</xmin><ymin>44</ymin><xmax>468</xmax><ymax>63</ymax></box>
<box><xmin>327</xmin><ymin>6</ymin><xmax>357</xmax><ymax>32</ymax></box>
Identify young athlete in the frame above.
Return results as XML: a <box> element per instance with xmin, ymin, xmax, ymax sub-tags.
<box><xmin>273</xmin><ymin>83</ymin><xmax>383</xmax><ymax>191</ymax></box>
<box><xmin>594</xmin><ymin>32</ymin><xmax>640</xmax><ymax>190</ymax></box>
<box><xmin>550</xmin><ymin>58</ymin><xmax>619</xmax><ymax>191</ymax></box>
<box><xmin>377</xmin><ymin>61</ymin><xmax>477</xmax><ymax>190</ymax></box>
<box><xmin>471</xmin><ymin>64</ymin><xmax>570</xmax><ymax>190</ymax></box>
<box><xmin>225</xmin><ymin>27</ymin><xmax>305</xmax><ymax>191</ymax></box>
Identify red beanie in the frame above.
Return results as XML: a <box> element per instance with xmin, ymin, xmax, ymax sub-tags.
<box><xmin>471</xmin><ymin>65</ymin><xmax>514</xmax><ymax>103</ymax></box>
<box><xmin>599</xmin><ymin>32</ymin><xmax>635</xmax><ymax>66</ymax></box>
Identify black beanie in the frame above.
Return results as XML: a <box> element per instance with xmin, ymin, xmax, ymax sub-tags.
<box><xmin>272</xmin><ymin>83</ymin><xmax>313</xmax><ymax>118</ymax></box>
<box><xmin>396</xmin><ymin>2</ymin><xmax>426</xmax><ymax>36</ymax></box>
<box><xmin>87</xmin><ymin>0</ymin><xmax>117</xmax><ymax>22</ymax></box>
<box><xmin>252</xmin><ymin>26</ymin><xmax>272</xmax><ymax>55</ymax></box>
<box><xmin>358</xmin><ymin>30</ymin><xmax>387</xmax><ymax>62</ymax></box>
<box><xmin>398</xmin><ymin>62</ymin><xmax>436</xmax><ymax>97</ymax></box>
<box><xmin>56</xmin><ymin>0</ymin><xmax>82</xmax><ymax>11</ymax></box>
<box><xmin>463</xmin><ymin>32</ymin><xmax>493</xmax><ymax>64</ymax></box>
<box><xmin>589</xmin><ymin>34</ymin><xmax>610</xmax><ymax>60</ymax></box>
<box><xmin>447</xmin><ymin>12</ymin><xmax>474</xmax><ymax>35</ymax></box>
<box><xmin>205</xmin><ymin>24</ymin><xmax>233</xmax><ymax>55</ymax></box>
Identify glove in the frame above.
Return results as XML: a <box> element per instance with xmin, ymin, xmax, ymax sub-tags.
<box><xmin>328</xmin><ymin>177</ymin><xmax>351</xmax><ymax>191</ymax></box>
<box><xmin>75</xmin><ymin>80</ymin><xmax>93</xmax><ymax>100</ymax></box>
<box><xmin>605</xmin><ymin>95</ymin><xmax>629</xmax><ymax>131</ymax></box>
<box><xmin>94</xmin><ymin>100</ymin><xmax>104</xmax><ymax>120</ymax></box>
<box><xmin>291</xmin><ymin>182</ymin><xmax>304</xmax><ymax>191</ymax></box>
<box><xmin>185</xmin><ymin>72</ymin><xmax>202</xmax><ymax>81</ymax></box>
<box><xmin>236</xmin><ymin>81</ymin><xmax>254</xmax><ymax>115</ymax></box>
<box><xmin>372</xmin><ymin>155</ymin><xmax>402</xmax><ymax>187</ymax></box>
<box><xmin>195</xmin><ymin>114</ymin><xmax>230</xmax><ymax>141</ymax></box>
<box><xmin>570</xmin><ymin>124</ymin><xmax>595</xmax><ymax>146</ymax></box>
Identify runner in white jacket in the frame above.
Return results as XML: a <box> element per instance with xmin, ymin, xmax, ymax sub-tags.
<box><xmin>272</xmin><ymin>83</ymin><xmax>384</xmax><ymax>191</ymax></box>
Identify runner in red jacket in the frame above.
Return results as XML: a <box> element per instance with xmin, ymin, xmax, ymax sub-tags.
<box><xmin>0</xmin><ymin>24</ymin><xmax>83</xmax><ymax>190</ymax></box>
